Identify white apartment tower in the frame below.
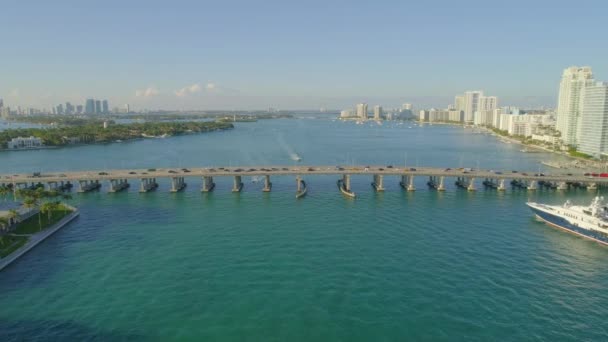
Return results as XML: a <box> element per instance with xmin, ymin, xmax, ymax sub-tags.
<box><xmin>463</xmin><ymin>91</ymin><xmax>483</xmax><ymax>123</ymax></box>
<box><xmin>555</xmin><ymin>66</ymin><xmax>594</xmax><ymax>146</ymax></box>
<box><xmin>478</xmin><ymin>96</ymin><xmax>497</xmax><ymax>111</ymax></box>
<box><xmin>356</xmin><ymin>103</ymin><xmax>368</xmax><ymax>120</ymax></box>
<box><xmin>578</xmin><ymin>82</ymin><xmax>608</xmax><ymax>157</ymax></box>
<box><xmin>373</xmin><ymin>105</ymin><xmax>383</xmax><ymax>120</ymax></box>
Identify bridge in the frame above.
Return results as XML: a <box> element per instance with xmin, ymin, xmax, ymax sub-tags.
<box><xmin>0</xmin><ymin>166</ymin><xmax>605</xmax><ymax>198</ymax></box>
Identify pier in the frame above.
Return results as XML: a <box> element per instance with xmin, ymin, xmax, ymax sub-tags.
<box><xmin>1</xmin><ymin>166</ymin><xmax>607</xmax><ymax>198</ymax></box>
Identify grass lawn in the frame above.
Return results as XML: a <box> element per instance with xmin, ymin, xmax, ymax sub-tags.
<box><xmin>11</xmin><ymin>208</ymin><xmax>73</xmax><ymax>235</ymax></box>
<box><xmin>0</xmin><ymin>235</ymin><xmax>29</xmax><ymax>258</ymax></box>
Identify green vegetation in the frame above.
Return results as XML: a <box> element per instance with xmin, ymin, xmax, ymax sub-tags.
<box><xmin>0</xmin><ymin>235</ymin><xmax>28</xmax><ymax>258</ymax></box>
<box><xmin>568</xmin><ymin>147</ymin><xmax>593</xmax><ymax>159</ymax></box>
<box><xmin>11</xmin><ymin>205</ymin><xmax>72</xmax><ymax>235</ymax></box>
<box><xmin>0</xmin><ymin>121</ymin><xmax>234</xmax><ymax>149</ymax></box>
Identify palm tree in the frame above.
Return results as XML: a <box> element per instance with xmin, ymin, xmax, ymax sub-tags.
<box><xmin>0</xmin><ymin>217</ymin><xmax>8</xmax><ymax>247</ymax></box>
<box><xmin>7</xmin><ymin>209</ymin><xmax>20</xmax><ymax>225</ymax></box>
<box><xmin>22</xmin><ymin>196</ymin><xmax>41</xmax><ymax>230</ymax></box>
<box><xmin>0</xmin><ymin>186</ymin><xmax>10</xmax><ymax>201</ymax></box>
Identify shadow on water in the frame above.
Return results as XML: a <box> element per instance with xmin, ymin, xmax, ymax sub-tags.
<box><xmin>0</xmin><ymin>318</ymin><xmax>147</xmax><ymax>341</ymax></box>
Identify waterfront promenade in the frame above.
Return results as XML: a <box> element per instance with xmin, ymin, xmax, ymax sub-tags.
<box><xmin>1</xmin><ymin>165</ymin><xmax>605</xmax><ymax>195</ymax></box>
<box><xmin>0</xmin><ymin>206</ymin><xmax>79</xmax><ymax>271</ymax></box>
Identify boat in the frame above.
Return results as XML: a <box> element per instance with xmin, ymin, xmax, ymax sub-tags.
<box><xmin>290</xmin><ymin>153</ymin><xmax>302</xmax><ymax>162</ymax></box>
<box><xmin>527</xmin><ymin>196</ymin><xmax>608</xmax><ymax>245</ymax></box>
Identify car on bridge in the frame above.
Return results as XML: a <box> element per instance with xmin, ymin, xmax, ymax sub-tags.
<box><xmin>99</xmin><ymin>172</ymin><xmax>109</xmax><ymax>175</ymax></box>
<box><xmin>168</xmin><ymin>170</ymin><xmax>177</xmax><ymax>174</ymax></box>
<box><xmin>129</xmin><ymin>171</ymin><xmax>137</xmax><ymax>174</ymax></box>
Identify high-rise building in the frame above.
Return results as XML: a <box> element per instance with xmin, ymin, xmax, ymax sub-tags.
<box><xmin>125</xmin><ymin>104</ymin><xmax>130</xmax><ymax>113</ymax></box>
<box><xmin>102</xmin><ymin>100</ymin><xmax>109</xmax><ymax>114</ymax></box>
<box><xmin>463</xmin><ymin>91</ymin><xmax>483</xmax><ymax>123</ymax></box>
<box><xmin>454</xmin><ymin>96</ymin><xmax>465</xmax><ymax>111</ymax></box>
<box><xmin>578</xmin><ymin>82</ymin><xmax>608</xmax><ymax>157</ymax></box>
<box><xmin>65</xmin><ymin>102</ymin><xmax>74</xmax><ymax>115</ymax></box>
<box><xmin>478</xmin><ymin>96</ymin><xmax>498</xmax><ymax>111</ymax></box>
<box><xmin>555</xmin><ymin>66</ymin><xmax>594</xmax><ymax>146</ymax></box>
<box><xmin>56</xmin><ymin>104</ymin><xmax>64</xmax><ymax>115</ymax></box>
<box><xmin>76</xmin><ymin>105</ymin><xmax>83</xmax><ymax>114</ymax></box>
<box><xmin>356</xmin><ymin>103</ymin><xmax>368</xmax><ymax>120</ymax></box>
<box><xmin>95</xmin><ymin>100</ymin><xmax>101</xmax><ymax>114</ymax></box>
<box><xmin>85</xmin><ymin>99</ymin><xmax>95</xmax><ymax>114</ymax></box>
<box><xmin>373</xmin><ymin>105</ymin><xmax>383</xmax><ymax>120</ymax></box>
<box><xmin>0</xmin><ymin>98</ymin><xmax>4</xmax><ymax>108</ymax></box>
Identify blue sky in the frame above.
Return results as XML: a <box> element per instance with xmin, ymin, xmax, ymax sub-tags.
<box><xmin>1</xmin><ymin>0</ymin><xmax>607</xmax><ymax>110</ymax></box>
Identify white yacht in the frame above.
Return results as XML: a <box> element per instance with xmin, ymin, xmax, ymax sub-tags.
<box><xmin>527</xmin><ymin>196</ymin><xmax>608</xmax><ymax>245</ymax></box>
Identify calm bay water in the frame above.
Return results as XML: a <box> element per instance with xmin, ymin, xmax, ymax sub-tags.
<box><xmin>1</xmin><ymin>119</ymin><xmax>607</xmax><ymax>341</ymax></box>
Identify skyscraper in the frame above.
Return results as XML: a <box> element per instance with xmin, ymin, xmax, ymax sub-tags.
<box><xmin>478</xmin><ymin>96</ymin><xmax>497</xmax><ymax>111</ymax></box>
<box><xmin>454</xmin><ymin>96</ymin><xmax>465</xmax><ymax>111</ymax></box>
<box><xmin>76</xmin><ymin>105</ymin><xmax>83</xmax><ymax>114</ymax></box>
<box><xmin>578</xmin><ymin>82</ymin><xmax>608</xmax><ymax>157</ymax></box>
<box><xmin>373</xmin><ymin>105</ymin><xmax>383</xmax><ymax>120</ymax></box>
<box><xmin>102</xmin><ymin>100</ymin><xmax>109</xmax><ymax>114</ymax></box>
<box><xmin>0</xmin><ymin>98</ymin><xmax>4</xmax><ymax>108</ymax></box>
<box><xmin>555</xmin><ymin>66</ymin><xmax>594</xmax><ymax>146</ymax></box>
<box><xmin>463</xmin><ymin>91</ymin><xmax>483</xmax><ymax>123</ymax></box>
<box><xmin>356</xmin><ymin>103</ymin><xmax>368</xmax><ymax>120</ymax></box>
<box><xmin>85</xmin><ymin>99</ymin><xmax>95</xmax><ymax>114</ymax></box>
<box><xmin>95</xmin><ymin>100</ymin><xmax>101</xmax><ymax>114</ymax></box>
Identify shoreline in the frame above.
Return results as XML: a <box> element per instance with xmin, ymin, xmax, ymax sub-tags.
<box><xmin>0</xmin><ymin>206</ymin><xmax>79</xmax><ymax>272</ymax></box>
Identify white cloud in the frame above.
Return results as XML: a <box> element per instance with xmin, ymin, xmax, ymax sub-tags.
<box><xmin>174</xmin><ymin>83</ymin><xmax>203</xmax><ymax>97</ymax></box>
<box><xmin>135</xmin><ymin>86</ymin><xmax>159</xmax><ymax>97</ymax></box>
<box><xmin>206</xmin><ymin>83</ymin><xmax>216</xmax><ymax>90</ymax></box>
<box><xmin>8</xmin><ymin>89</ymin><xmax>19</xmax><ymax>97</ymax></box>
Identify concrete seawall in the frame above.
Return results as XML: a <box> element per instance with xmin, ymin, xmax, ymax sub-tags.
<box><xmin>0</xmin><ymin>206</ymin><xmax>79</xmax><ymax>272</ymax></box>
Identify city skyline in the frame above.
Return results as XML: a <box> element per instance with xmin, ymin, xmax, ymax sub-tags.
<box><xmin>1</xmin><ymin>1</ymin><xmax>607</xmax><ymax>110</ymax></box>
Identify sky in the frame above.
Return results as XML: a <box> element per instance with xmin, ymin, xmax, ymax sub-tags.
<box><xmin>1</xmin><ymin>0</ymin><xmax>607</xmax><ymax>110</ymax></box>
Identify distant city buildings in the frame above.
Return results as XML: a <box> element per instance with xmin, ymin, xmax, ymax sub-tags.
<box><xmin>373</xmin><ymin>105</ymin><xmax>383</xmax><ymax>120</ymax></box>
<box><xmin>356</xmin><ymin>103</ymin><xmax>368</xmax><ymax>120</ymax></box>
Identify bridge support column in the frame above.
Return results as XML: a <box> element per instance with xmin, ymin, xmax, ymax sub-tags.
<box><xmin>170</xmin><ymin>177</ymin><xmax>186</xmax><ymax>192</ymax></box>
<box><xmin>232</xmin><ymin>176</ymin><xmax>243</xmax><ymax>192</ymax></box>
<box><xmin>78</xmin><ymin>180</ymin><xmax>101</xmax><ymax>193</ymax></box>
<box><xmin>437</xmin><ymin>176</ymin><xmax>446</xmax><ymax>191</ymax></box>
<box><xmin>557</xmin><ymin>182</ymin><xmax>568</xmax><ymax>190</ymax></box>
<box><xmin>497</xmin><ymin>179</ymin><xmax>506</xmax><ymax>191</ymax></box>
<box><xmin>263</xmin><ymin>175</ymin><xmax>272</xmax><ymax>192</ymax></box>
<box><xmin>342</xmin><ymin>174</ymin><xmax>351</xmax><ymax>191</ymax></box>
<box><xmin>296</xmin><ymin>176</ymin><xmax>307</xmax><ymax>198</ymax></box>
<box><xmin>139</xmin><ymin>178</ymin><xmax>158</xmax><ymax>193</ymax></box>
<box><xmin>527</xmin><ymin>180</ymin><xmax>537</xmax><ymax>191</ymax></box>
<box><xmin>467</xmin><ymin>178</ymin><xmax>476</xmax><ymax>191</ymax></box>
<box><xmin>407</xmin><ymin>175</ymin><xmax>415</xmax><ymax>191</ymax></box>
<box><xmin>109</xmin><ymin>179</ymin><xmax>129</xmax><ymax>193</ymax></box>
<box><xmin>588</xmin><ymin>183</ymin><xmax>598</xmax><ymax>191</ymax></box>
<box><xmin>202</xmin><ymin>176</ymin><xmax>215</xmax><ymax>192</ymax></box>
<box><xmin>372</xmin><ymin>174</ymin><xmax>384</xmax><ymax>192</ymax></box>
<box><xmin>46</xmin><ymin>181</ymin><xmax>58</xmax><ymax>191</ymax></box>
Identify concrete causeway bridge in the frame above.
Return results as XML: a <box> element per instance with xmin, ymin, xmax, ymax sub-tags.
<box><xmin>1</xmin><ymin>166</ymin><xmax>606</xmax><ymax>198</ymax></box>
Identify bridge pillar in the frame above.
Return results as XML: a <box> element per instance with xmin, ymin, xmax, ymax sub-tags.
<box><xmin>467</xmin><ymin>178</ymin><xmax>476</xmax><ymax>191</ymax></box>
<box><xmin>202</xmin><ymin>176</ymin><xmax>215</xmax><ymax>192</ymax></box>
<box><xmin>527</xmin><ymin>180</ymin><xmax>537</xmax><ymax>191</ymax></box>
<box><xmin>588</xmin><ymin>183</ymin><xmax>598</xmax><ymax>191</ymax></box>
<box><xmin>170</xmin><ymin>177</ymin><xmax>186</xmax><ymax>192</ymax></box>
<box><xmin>296</xmin><ymin>176</ymin><xmax>307</xmax><ymax>199</ymax></box>
<box><xmin>139</xmin><ymin>178</ymin><xmax>158</xmax><ymax>193</ymax></box>
<box><xmin>372</xmin><ymin>174</ymin><xmax>384</xmax><ymax>192</ymax></box>
<box><xmin>263</xmin><ymin>175</ymin><xmax>272</xmax><ymax>192</ymax></box>
<box><xmin>109</xmin><ymin>179</ymin><xmax>129</xmax><ymax>193</ymax></box>
<box><xmin>232</xmin><ymin>176</ymin><xmax>243</xmax><ymax>192</ymax></box>
<box><xmin>342</xmin><ymin>174</ymin><xmax>351</xmax><ymax>192</ymax></box>
<box><xmin>557</xmin><ymin>182</ymin><xmax>568</xmax><ymax>190</ymax></box>
<box><xmin>497</xmin><ymin>179</ymin><xmax>506</xmax><ymax>191</ymax></box>
<box><xmin>46</xmin><ymin>181</ymin><xmax>58</xmax><ymax>191</ymax></box>
<box><xmin>437</xmin><ymin>176</ymin><xmax>446</xmax><ymax>191</ymax></box>
<box><xmin>407</xmin><ymin>175</ymin><xmax>416</xmax><ymax>191</ymax></box>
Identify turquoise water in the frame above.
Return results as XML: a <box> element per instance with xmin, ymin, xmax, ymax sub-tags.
<box><xmin>1</xmin><ymin>119</ymin><xmax>607</xmax><ymax>341</ymax></box>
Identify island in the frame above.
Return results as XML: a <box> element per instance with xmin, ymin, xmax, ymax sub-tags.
<box><xmin>0</xmin><ymin>121</ymin><xmax>234</xmax><ymax>150</ymax></box>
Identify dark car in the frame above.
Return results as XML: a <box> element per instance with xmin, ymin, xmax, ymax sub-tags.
<box><xmin>444</xmin><ymin>168</ymin><xmax>451</xmax><ymax>171</ymax></box>
<box><xmin>209</xmin><ymin>168</ymin><xmax>216</xmax><ymax>172</ymax></box>
<box><xmin>379</xmin><ymin>168</ymin><xmax>384</xmax><ymax>171</ymax></box>
<box><xmin>567</xmin><ymin>173</ymin><xmax>573</xmax><ymax>176</ymax></box>
<box><xmin>182</xmin><ymin>168</ymin><xmax>191</xmax><ymax>173</ymax></box>
<box><xmin>99</xmin><ymin>172</ymin><xmax>109</xmax><ymax>175</ymax></box>
<box><xmin>147</xmin><ymin>168</ymin><xmax>156</xmax><ymax>172</ymax></box>
<box><xmin>338</xmin><ymin>167</ymin><xmax>344</xmax><ymax>171</ymax></box>
<box><xmin>495</xmin><ymin>171</ymin><xmax>503</xmax><ymax>175</ymax></box>
<box><xmin>307</xmin><ymin>167</ymin><xmax>315</xmax><ymax>171</ymax></box>
<box><xmin>234</xmin><ymin>169</ymin><xmax>243</xmax><ymax>172</ymax></box>
<box><xmin>282</xmin><ymin>168</ymin><xmax>288</xmax><ymax>171</ymax></box>
<box><xmin>129</xmin><ymin>171</ymin><xmax>137</xmax><ymax>174</ymax></box>
<box><xmin>168</xmin><ymin>170</ymin><xmax>177</xmax><ymax>174</ymax></box>
<box><xmin>386</xmin><ymin>165</ymin><xmax>393</xmax><ymax>168</ymax></box>
<box><xmin>512</xmin><ymin>170</ymin><xmax>518</xmax><ymax>173</ymax></box>
<box><xmin>409</xmin><ymin>168</ymin><xmax>417</xmax><ymax>171</ymax></box>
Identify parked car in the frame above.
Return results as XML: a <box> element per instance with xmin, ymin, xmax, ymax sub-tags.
<box><xmin>99</xmin><ymin>172</ymin><xmax>109</xmax><ymax>175</ymax></box>
<box><xmin>409</xmin><ymin>168</ymin><xmax>417</xmax><ymax>171</ymax></box>
<box><xmin>386</xmin><ymin>165</ymin><xmax>393</xmax><ymax>168</ymax></box>
<box><xmin>181</xmin><ymin>168</ymin><xmax>191</xmax><ymax>173</ymax></box>
<box><xmin>129</xmin><ymin>171</ymin><xmax>137</xmax><ymax>174</ymax></box>
<box><xmin>168</xmin><ymin>170</ymin><xmax>177</xmax><ymax>174</ymax></box>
